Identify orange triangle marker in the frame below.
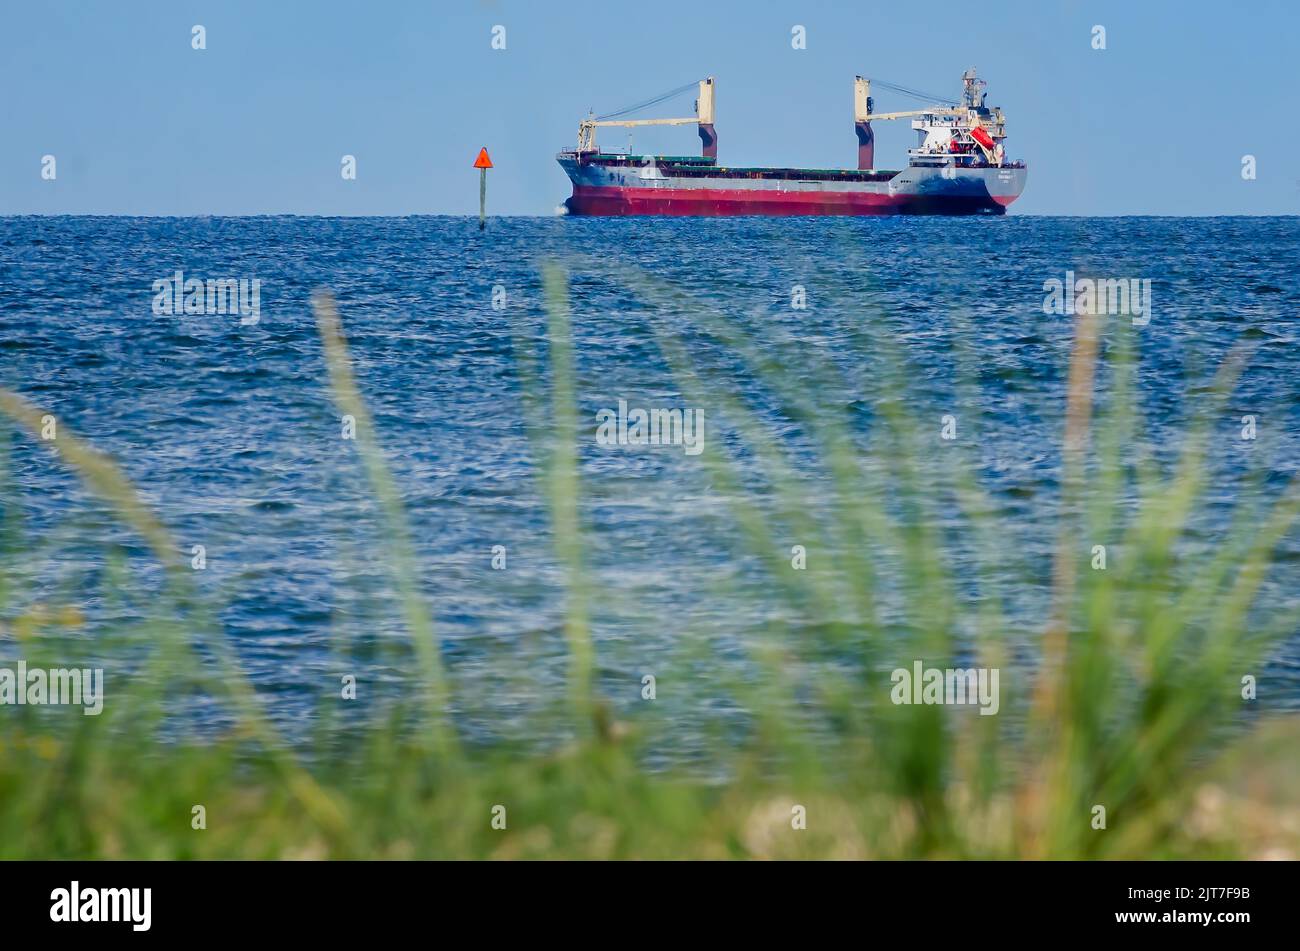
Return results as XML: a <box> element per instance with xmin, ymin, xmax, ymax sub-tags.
<box><xmin>473</xmin><ymin>147</ymin><xmax>493</xmax><ymax>169</ymax></box>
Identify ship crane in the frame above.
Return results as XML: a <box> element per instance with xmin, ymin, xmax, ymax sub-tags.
<box><xmin>855</xmin><ymin>70</ymin><xmax>1007</xmax><ymax>168</ymax></box>
<box><xmin>577</xmin><ymin>77</ymin><xmax>716</xmax><ymax>157</ymax></box>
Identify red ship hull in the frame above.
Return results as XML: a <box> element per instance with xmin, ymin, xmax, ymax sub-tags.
<box><xmin>565</xmin><ymin>185</ymin><xmax>1015</xmax><ymax>217</ymax></box>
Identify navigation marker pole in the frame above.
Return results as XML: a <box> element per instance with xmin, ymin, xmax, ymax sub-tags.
<box><xmin>474</xmin><ymin>147</ymin><xmax>493</xmax><ymax>230</ymax></box>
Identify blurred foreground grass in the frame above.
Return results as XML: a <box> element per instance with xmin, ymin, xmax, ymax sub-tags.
<box><xmin>0</xmin><ymin>263</ymin><xmax>1297</xmax><ymax>859</ymax></box>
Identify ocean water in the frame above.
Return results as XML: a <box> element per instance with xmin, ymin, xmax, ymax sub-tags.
<box><xmin>1</xmin><ymin>215</ymin><xmax>1298</xmax><ymax>751</ymax></box>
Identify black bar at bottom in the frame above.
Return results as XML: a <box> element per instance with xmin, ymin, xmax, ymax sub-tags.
<box><xmin>0</xmin><ymin>860</ymin><xmax>1284</xmax><ymax>938</ymax></box>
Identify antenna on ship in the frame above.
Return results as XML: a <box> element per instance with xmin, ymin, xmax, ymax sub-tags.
<box><xmin>961</xmin><ymin>68</ymin><xmax>987</xmax><ymax>110</ymax></box>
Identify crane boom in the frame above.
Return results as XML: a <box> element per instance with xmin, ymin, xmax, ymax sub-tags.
<box><xmin>865</xmin><ymin>106</ymin><xmax>964</xmax><ymax>122</ymax></box>
<box><xmin>587</xmin><ymin>117</ymin><xmax>698</xmax><ymax>129</ymax></box>
<box><xmin>578</xmin><ymin>78</ymin><xmax>715</xmax><ymax>153</ymax></box>
<box><xmin>579</xmin><ymin>116</ymin><xmax>696</xmax><ymax>151</ymax></box>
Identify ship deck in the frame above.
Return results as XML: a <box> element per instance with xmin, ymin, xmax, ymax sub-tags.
<box><xmin>562</xmin><ymin>151</ymin><xmax>1026</xmax><ymax>183</ymax></box>
<box><xmin>565</xmin><ymin>152</ymin><xmax>900</xmax><ymax>183</ymax></box>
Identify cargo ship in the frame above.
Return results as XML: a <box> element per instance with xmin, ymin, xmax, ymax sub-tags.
<box><xmin>558</xmin><ymin>70</ymin><xmax>1026</xmax><ymax>216</ymax></box>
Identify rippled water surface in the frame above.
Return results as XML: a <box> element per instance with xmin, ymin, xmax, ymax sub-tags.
<box><xmin>2</xmin><ymin>216</ymin><xmax>1298</xmax><ymax>748</ymax></box>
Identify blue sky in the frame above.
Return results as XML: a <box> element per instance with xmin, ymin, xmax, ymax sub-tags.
<box><xmin>2</xmin><ymin>0</ymin><xmax>1296</xmax><ymax>216</ymax></box>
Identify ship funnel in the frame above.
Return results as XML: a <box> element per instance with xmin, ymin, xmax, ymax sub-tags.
<box><xmin>854</xmin><ymin>76</ymin><xmax>874</xmax><ymax>170</ymax></box>
<box><xmin>697</xmin><ymin>76</ymin><xmax>717</xmax><ymax>159</ymax></box>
